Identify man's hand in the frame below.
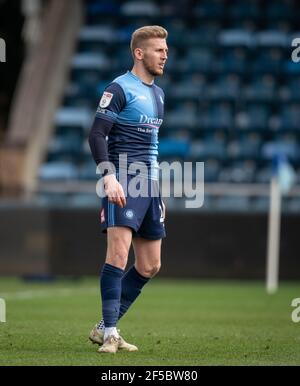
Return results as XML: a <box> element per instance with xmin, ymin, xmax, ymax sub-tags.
<box><xmin>103</xmin><ymin>174</ymin><xmax>126</xmax><ymax>208</ymax></box>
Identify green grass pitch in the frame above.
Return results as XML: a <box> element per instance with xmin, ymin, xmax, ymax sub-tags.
<box><xmin>0</xmin><ymin>278</ymin><xmax>299</xmax><ymax>366</ymax></box>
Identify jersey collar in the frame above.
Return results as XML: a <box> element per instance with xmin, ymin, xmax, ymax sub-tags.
<box><xmin>128</xmin><ymin>70</ymin><xmax>154</xmax><ymax>87</ymax></box>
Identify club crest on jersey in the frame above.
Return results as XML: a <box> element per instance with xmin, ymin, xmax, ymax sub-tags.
<box><xmin>99</xmin><ymin>92</ymin><xmax>113</xmax><ymax>108</ymax></box>
<box><xmin>125</xmin><ymin>210</ymin><xmax>134</xmax><ymax>220</ymax></box>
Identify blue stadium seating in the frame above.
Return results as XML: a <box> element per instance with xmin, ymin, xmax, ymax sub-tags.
<box><xmin>39</xmin><ymin>0</ymin><xmax>300</xmax><ymax>210</ymax></box>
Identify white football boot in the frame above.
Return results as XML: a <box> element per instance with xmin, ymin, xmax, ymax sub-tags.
<box><xmin>89</xmin><ymin>325</ymin><xmax>138</xmax><ymax>352</ymax></box>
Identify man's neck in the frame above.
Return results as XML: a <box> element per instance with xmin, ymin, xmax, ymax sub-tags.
<box><xmin>131</xmin><ymin>66</ymin><xmax>154</xmax><ymax>85</ymax></box>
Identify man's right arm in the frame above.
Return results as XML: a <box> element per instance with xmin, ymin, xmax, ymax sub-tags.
<box><xmin>88</xmin><ymin>82</ymin><xmax>125</xmax><ymax>167</ymax></box>
<box><xmin>88</xmin><ymin>117</ymin><xmax>113</xmax><ymax>167</ymax></box>
<box><xmin>88</xmin><ymin>83</ymin><xmax>127</xmax><ymax>207</ymax></box>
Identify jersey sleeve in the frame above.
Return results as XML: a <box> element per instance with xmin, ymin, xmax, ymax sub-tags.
<box><xmin>96</xmin><ymin>82</ymin><xmax>126</xmax><ymax>123</ymax></box>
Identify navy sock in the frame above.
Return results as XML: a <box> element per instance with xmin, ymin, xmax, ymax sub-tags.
<box><xmin>118</xmin><ymin>265</ymin><xmax>150</xmax><ymax>320</ymax></box>
<box><xmin>100</xmin><ymin>263</ymin><xmax>124</xmax><ymax>328</ymax></box>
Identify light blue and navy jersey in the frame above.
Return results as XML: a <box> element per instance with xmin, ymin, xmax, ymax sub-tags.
<box><xmin>95</xmin><ymin>71</ymin><xmax>165</xmax><ymax>178</ymax></box>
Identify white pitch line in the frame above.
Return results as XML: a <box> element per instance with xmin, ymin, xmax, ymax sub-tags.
<box><xmin>0</xmin><ymin>287</ymin><xmax>97</xmax><ymax>300</ymax></box>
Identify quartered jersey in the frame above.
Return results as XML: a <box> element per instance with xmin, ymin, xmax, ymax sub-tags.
<box><xmin>95</xmin><ymin>71</ymin><xmax>165</xmax><ymax>179</ymax></box>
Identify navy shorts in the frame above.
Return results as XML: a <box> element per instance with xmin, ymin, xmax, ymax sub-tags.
<box><xmin>100</xmin><ymin>174</ymin><xmax>166</xmax><ymax>240</ymax></box>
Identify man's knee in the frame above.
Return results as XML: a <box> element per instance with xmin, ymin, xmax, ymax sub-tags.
<box><xmin>137</xmin><ymin>262</ymin><xmax>161</xmax><ymax>278</ymax></box>
<box><xmin>106</xmin><ymin>229</ymin><xmax>131</xmax><ymax>269</ymax></box>
<box><xmin>106</xmin><ymin>242</ymin><xmax>129</xmax><ymax>268</ymax></box>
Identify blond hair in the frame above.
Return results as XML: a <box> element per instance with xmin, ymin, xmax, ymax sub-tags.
<box><xmin>130</xmin><ymin>25</ymin><xmax>168</xmax><ymax>57</ymax></box>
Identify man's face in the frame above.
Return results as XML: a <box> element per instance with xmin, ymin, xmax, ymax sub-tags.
<box><xmin>140</xmin><ymin>38</ymin><xmax>168</xmax><ymax>76</ymax></box>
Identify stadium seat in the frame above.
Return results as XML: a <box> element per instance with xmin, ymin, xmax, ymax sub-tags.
<box><xmin>39</xmin><ymin>0</ymin><xmax>300</xmax><ymax>209</ymax></box>
<box><xmin>219</xmin><ymin>30</ymin><xmax>254</xmax><ymax>47</ymax></box>
<box><xmin>39</xmin><ymin>162</ymin><xmax>79</xmax><ymax>180</ymax></box>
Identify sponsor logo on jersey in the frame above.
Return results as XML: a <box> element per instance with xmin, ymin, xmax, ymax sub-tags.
<box><xmin>99</xmin><ymin>92</ymin><xmax>113</xmax><ymax>108</ymax></box>
<box><xmin>139</xmin><ymin>114</ymin><xmax>163</xmax><ymax>125</ymax></box>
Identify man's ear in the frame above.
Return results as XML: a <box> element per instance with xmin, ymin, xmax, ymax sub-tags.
<box><xmin>134</xmin><ymin>48</ymin><xmax>144</xmax><ymax>60</ymax></box>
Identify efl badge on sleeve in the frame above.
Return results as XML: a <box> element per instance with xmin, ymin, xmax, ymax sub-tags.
<box><xmin>99</xmin><ymin>92</ymin><xmax>113</xmax><ymax>108</ymax></box>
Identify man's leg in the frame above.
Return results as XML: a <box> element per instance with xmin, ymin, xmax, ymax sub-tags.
<box><xmin>94</xmin><ymin>187</ymin><xmax>165</xmax><ymax>348</ymax></box>
<box><xmin>118</xmin><ymin>237</ymin><xmax>162</xmax><ymax>318</ymax></box>
<box><xmin>95</xmin><ymin>238</ymin><xmax>161</xmax><ymax>331</ymax></box>
<box><xmin>98</xmin><ymin>226</ymin><xmax>131</xmax><ymax>353</ymax></box>
<box><xmin>117</xmin><ymin>192</ymin><xmax>165</xmax><ymax>319</ymax></box>
<box><xmin>132</xmin><ymin>237</ymin><xmax>162</xmax><ymax>278</ymax></box>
